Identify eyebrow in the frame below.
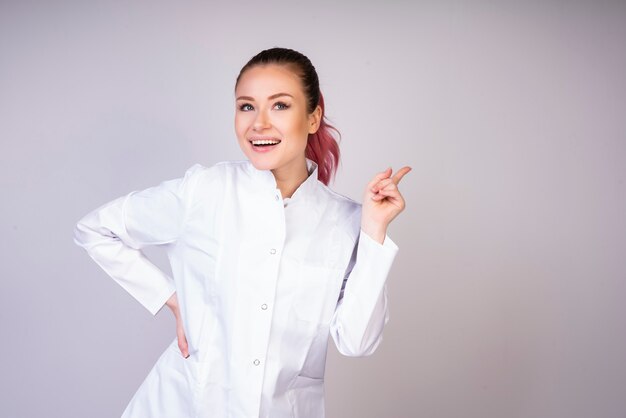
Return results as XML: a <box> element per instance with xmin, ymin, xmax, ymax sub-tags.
<box><xmin>236</xmin><ymin>93</ymin><xmax>294</xmax><ymax>101</ymax></box>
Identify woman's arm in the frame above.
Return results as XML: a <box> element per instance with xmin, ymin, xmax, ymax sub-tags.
<box><xmin>329</xmin><ymin>166</ymin><xmax>411</xmax><ymax>356</ymax></box>
<box><xmin>73</xmin><ymin>164</ymin><xmax>203</xmax><ymax>315</ymax></box>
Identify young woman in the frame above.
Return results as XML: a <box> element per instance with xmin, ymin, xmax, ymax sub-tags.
<box><xmin>74</xmin><ymin>47</ymin><xmax>410</xmax><ymax>418</ymax></box>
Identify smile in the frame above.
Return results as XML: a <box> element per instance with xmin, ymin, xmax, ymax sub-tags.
<box><xmin>249</xmin><ymin>138</ymin><xmax>282</xmax><ymax>147</ymax></box>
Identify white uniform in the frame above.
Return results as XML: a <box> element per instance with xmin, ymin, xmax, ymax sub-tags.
<box><xmin>74</xmin><ymin>159</ymin><xmax>398</xmax><ymax>418</ymax></box>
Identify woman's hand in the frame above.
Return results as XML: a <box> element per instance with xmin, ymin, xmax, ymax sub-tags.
<box><xmin>361</xmin><ymin>166</ymin><xmax>411</xmax><ymax>244</ymax></box>
<box><xmin>165</xmin><ymin>292</ymin><xmax>190</xmax><ymax>358</ymax></box>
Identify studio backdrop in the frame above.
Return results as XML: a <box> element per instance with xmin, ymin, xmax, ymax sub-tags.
<box><xmin>1</xmin><ymin>1</ymin><xmax>625</xmax><ymax>417</ymax></box>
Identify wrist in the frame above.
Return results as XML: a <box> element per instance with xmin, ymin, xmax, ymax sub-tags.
<box><xmin>165</xmin><ymin>293</ymin><xmax>179</xmax><ymax>312</ymax></box>
<box><xmin>360</xmin><ymin>222</ymin><xmax>387</xmax><ymax>244</ymax></box>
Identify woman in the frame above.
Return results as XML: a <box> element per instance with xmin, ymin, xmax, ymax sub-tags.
<box><xmin>74</xmin><ymin>47</ymin><xmax>410</xmax><ymax>418</ymax></box>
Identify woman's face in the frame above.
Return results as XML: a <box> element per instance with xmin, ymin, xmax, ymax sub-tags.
<box><xmin>235</xmin><ymin>64</ymin><xmax>320</xmax><ymax>176</ymax></box>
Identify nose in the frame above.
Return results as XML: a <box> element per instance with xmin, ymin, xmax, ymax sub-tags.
<box><xmin>252</xmin><ymin>110</ymin><xmax>271</xmax><ymax>131</ymax></box>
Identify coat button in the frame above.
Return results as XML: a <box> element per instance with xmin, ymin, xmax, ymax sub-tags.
<box><xmin>261</xmin><ymin>304</ymin><xmax>268</xmax><ymax>310</ymax></box>
<box><xmin>253</xmin><ymin>359</ymin><xmax>260</xmax><ymax>366</ymax></box>
<box><xmin>269</xmin><ymin>248</ymin><xmax>276</xmax><ymax>255</ymax></box>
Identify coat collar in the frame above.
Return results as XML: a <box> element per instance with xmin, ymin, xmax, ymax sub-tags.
<box><xmin>245</xmin><ymin>158</ymin><xmax>320</xmax><ymax>201</ymax></box>
<box><xmin>290</xmin><ymin>158</ymin><xmax>320</xmax><ymax>202</ymax></box>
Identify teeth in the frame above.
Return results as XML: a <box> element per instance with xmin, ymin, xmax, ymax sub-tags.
<box><xmin>251</xmin><ymin>139</ymin><xmax>281</xmax><ymax>145</ymax></box>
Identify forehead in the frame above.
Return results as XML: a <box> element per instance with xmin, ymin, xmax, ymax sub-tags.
<box><xmin>236</xmin><ymin>64</ymin><xmax>305</xmax><ymax>98</ymax></box>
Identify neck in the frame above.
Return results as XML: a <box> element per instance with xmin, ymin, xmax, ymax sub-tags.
<box><xmin>272</xmin><ymin>159</ymin><xmax>309</xmax><ymax>198</ymax></box>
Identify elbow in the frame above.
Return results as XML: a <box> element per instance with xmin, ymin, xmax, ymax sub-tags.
<box><xmin>331</xmin><ymin>315</ymin><xmax>388</xmax><ymax>358</ymax></box>
<box><xmin>331</xmin><ymin>297</ymin><xmax>390</xmax><ymax>357</ymax></box>
<box><xmin>73</xmin><ymin>219</ymin><xmax>88</xmax><ymax>247</ymax></box>
<box><xmin>73</xmin><ymin>196</ymin><xmax>131</xmax><ymax>251</ymax></box>
<box><xmin>336</xmin><ymin>335</ymin><xmax>383</xmax><ymax>358</ymax></box>
<box><xmin>73</xmin><ymin>214</ymin><xmax>106</xmax><ymax>249</ymax></box>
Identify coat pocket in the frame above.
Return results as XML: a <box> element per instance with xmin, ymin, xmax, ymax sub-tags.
<box><xmin>164</xmin><ymin>338</ymin><xmax>216</xmax><ymax>415</ymax></box>
<box><xmin>123</xmin><ymin>339</ymin><xmax>201</xmax><ymax>418</ymax></box>
<box><xmin>291</xmin><ymin>262</ymin><xmax>344</xmax><ymax>325</ymax></box>
<box><xmin>287</xmin><ymin>375</ymin><xmax>325</xmax><ymax>418</ymax></box>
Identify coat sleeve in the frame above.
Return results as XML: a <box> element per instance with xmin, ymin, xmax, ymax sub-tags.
<box><xmin>73</xmin><ymin>164</ymin><xmax>204</xmax><ymax>315</ymax></box>
<box><xmin>329</xmin><ymin>228</ymin><xmax>399</xmax><ymax>357</ymax></box>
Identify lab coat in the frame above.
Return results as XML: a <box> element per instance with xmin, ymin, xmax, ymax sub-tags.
<box><xmin>74</xmin><ymin>159</ymin><xmax>398</xmax><ymax>418</ymax></box>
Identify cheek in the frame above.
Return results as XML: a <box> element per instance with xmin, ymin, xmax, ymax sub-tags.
<box><xmin>234</xmin><ymin>114</ymin><xmax>249</xmax><ymax>139</ymax></box>
<box><xmin>282</xmin><ymin>114</ymin><xmax>310</xmax><ymax>139</ymax></box>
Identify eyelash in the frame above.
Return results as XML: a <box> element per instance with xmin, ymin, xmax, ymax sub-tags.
<box><xmin>238</xmin><ymin>102</ymin><xmax>291</xmax><ymax>111</ymax></box>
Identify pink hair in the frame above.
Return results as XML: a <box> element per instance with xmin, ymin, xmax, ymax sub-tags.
<box><xmin>306</xmin><ymin>92</ymin><xmax>340</xmax><ymax>185</ymax></box>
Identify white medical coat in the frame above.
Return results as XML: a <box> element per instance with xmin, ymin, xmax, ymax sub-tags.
<box><xmin>74</xmin><ymin>159</ymin><xmax>398</xmax><ymax>418</ymax></box>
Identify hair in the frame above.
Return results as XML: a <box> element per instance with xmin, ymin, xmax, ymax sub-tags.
<box><xmin>235</xmin><ymin>47</ymin><xmax>340</xmax><ymax>185</ymax></box>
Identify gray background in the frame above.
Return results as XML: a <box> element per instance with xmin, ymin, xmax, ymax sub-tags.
<box><xmin>1</xmin><ymin>1</ymin><xmax>625</xmax><ymax>417</ymax></box>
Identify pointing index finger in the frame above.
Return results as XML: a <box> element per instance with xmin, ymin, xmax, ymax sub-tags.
<box><xmin>392</xmin><ymin>166</ymin><xmax>412</xmax><ymax>184</ymax></box>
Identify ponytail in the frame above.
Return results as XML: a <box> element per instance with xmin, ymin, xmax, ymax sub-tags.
<box><xmin>305</xmin><ymin>92</ymin><xmax>340</xmax><ymax>185</ymax></box>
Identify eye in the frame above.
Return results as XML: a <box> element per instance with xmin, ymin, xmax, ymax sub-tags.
<box><xmin>238</xmin><ymin>103</ymin><xmax>254</xmax><ymax>111</ymax></box>
<box><xmin>273</xmin><ymin>101</ymin><xmax>290</xmax><ymax>110</ymax></box>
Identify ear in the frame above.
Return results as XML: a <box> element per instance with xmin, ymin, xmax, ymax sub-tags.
<box><xmin>307</xmin><ymin>105</ymin><xmax>322</xmax><ymax>134</ymax></box>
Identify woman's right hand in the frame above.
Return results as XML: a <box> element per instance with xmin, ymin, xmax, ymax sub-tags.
<box><xmin>165</xmin><ymin>292</ymin><xmax>189</xmax><ymax>358</ymax></box>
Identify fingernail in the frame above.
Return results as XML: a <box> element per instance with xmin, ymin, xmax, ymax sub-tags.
<box><xmin>185</xmin><ymin>354</ymin><xmax>190</xmax><ymax>359</ymax></box>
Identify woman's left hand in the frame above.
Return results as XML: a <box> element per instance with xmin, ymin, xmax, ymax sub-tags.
<box><xmin>361</xmin><ymin>166</ymin><xmax>411</xmax><ymax>244</ymax></box>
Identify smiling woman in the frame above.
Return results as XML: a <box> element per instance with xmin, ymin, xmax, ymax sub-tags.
<box><xmin>235</xmin><ymin>48</ymin><xmax>341</xmax><ymax>188</ymax></box>
<box><xmin>235</xmin><ymin>63</ymin><xmax>320</xmax><ymax>196</ymax></box>
<box><xmin>74</xmin><ymin>47</ymin><xmax>411</xmax><ymax>418</ymax></box>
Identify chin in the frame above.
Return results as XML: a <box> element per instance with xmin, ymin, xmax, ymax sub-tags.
<box><xmin>245</xmin><ymin>154</ymin><xmax>278</xmax><ymax>172</ymax></box>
